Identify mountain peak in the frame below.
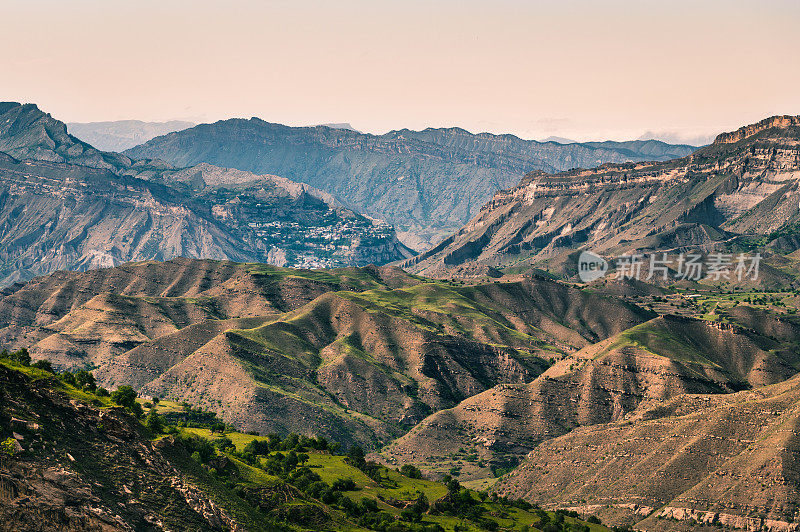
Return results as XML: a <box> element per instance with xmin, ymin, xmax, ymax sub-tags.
<box><xmin>713</xmin><ymin>114</ymin><xmax>800</xmax><ymax>145</ymax></box>
<box><xmin>0</xmin><ymin>101</ymin><xmax>131</xmax><ymax>170</ymax></box>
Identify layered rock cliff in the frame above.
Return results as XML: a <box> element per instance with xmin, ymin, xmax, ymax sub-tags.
<box><xmin>404</xmin><ymin>115</ymin><xmax>800</xmax><ymax>277</ymax></box>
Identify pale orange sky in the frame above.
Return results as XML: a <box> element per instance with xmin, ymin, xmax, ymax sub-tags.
<box><xmin>3</xmin><ymin>0</ymin><xmax>799</xmax><ymax>143</ymax></box>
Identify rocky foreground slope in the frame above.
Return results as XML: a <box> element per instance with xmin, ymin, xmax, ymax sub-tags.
<box><xmin>0</xmin><ymin>363</ymin><xmax>238</xmax><ymax>531</ymax></box>
<box><xmin>405</xmin><ymin>115</ymin><xmax>800</xmax><ymax>277</ymax></box>
<box><xmin>0</xmin><ymin>102</ymin><xmax>411</xmax><ymax>286</ymax></box>
<box><xmin>124</xmin><ymin>118</ymin><xmax>695</xmax><ymax>248</ymax></box>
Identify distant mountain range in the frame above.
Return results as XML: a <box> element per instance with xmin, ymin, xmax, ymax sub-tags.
<box><xmin>0</xmin><ymin>102</ymin><xmax>411</xmax><ymax>285</ymax></box>
<box><xmin>124</xmin><ymin>119</ymin><xmax>697</xmax><ymax>249</ymax></box>
<box><xmin>405</xmin><ymin>115</ymin><xmax>800</xmax><ymax>278</ymax></box>
<box><xmin>67</xmin><ymin>119</ymin><xmax>195</xmax><ymax>151</ymax></box>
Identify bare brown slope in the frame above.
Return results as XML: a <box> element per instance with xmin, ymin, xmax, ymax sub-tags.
<box><xmin>95</xmin><ymin>275</ymin><xmax>651</xmax><ymax>448</ymax></box>
<box><xmin>0</xmin><ymin>257</ymin><xmax>420</xmax><ymax>370</ymax></box>
<box><xmin>93</xmin><ymin>316</ymin><xmax>271</xmax><ymax>389</ymax></box>
<box><xmin>383</xmin><ymin>313</ymin><xmax>800</xmax><ymax>480</ymax></box>
<box><xmin>495</xmin><ymin>373</ymin><xmax>800</xmax><ymax>531</ymax></box>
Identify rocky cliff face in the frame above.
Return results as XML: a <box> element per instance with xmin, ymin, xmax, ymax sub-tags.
<box><xmin>0</xmin><ymin>102</ymin><xmax>132</xmax><ymax>171</ymax></box>
<box><xmin>404</xmin><ymin>115</ymin><xmax>800</xmax><ymax>277</ymax></box>
<box><xmin>124</xmin><ymin>118</ymin><xmax>696</xmax><ymax>249</ymax></box>
<box><xmin>0</xmin><ymin>103</ymin><xmax>412</xmax><ymax>285</ymax></box>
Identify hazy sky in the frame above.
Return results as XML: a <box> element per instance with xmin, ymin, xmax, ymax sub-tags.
<box><xmin>3</xmin><ymin>0</ymin><xmax>799</xmax><ymax>143</ymax></box>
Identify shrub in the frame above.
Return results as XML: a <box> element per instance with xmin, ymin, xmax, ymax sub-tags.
<box><xmin>1</xmin><ymin>438</ymin><xmax>17</xmax><ymax>457</ymax></box>
<box><xmin>60</xmin><ymin>371</ymin><xmax>77</xmax><ymax>387</ymax></box>
<box><xmin>331</xmin><ymin>478</ymin><xmax>357</xmax><ymax>491</ymax></box>
<box><xmin>399</xmin><ymin>464</ymin><xmax>423</xmax><ymax>479</ymax></box>
<box><xmin>32</xmin><ymin>359</ymin><xmax>54</xmax><ymax>373</ymax></box>
<box><xmin>180</xmin><ymin>434</ymin><xmax>216</xmax><ymax>463</ymax></box>
<box><xmin>130</xmin><ymin>402</ymin><xmax>144</xmax><ymax>418</ymax></box>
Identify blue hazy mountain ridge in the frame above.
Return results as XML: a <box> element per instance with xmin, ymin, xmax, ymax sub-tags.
<box><xmin>124</xmin><ymin>118</ymin><xmax>697</xmax><ymax>249</ymax></box>
<box><xmin>67</xmin><ymin>120</ymin><xmax>196</xmax><ymax>152</ymax></box>
<box><xmin>0</xmin><ymin>102</ymin><xmax>412</xmax><ymax>285</ymax></box>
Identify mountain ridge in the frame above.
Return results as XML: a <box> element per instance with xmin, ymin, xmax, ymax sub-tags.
<box><xmin>67</xmin><ymin>119</ymin><xmax>196</xmax><ymax>151</ymax></box>
<box><xmin>0</xmin><ymin>102</ymin><xmax>412</xmax><ymax>285</ymax></box>
<box><xmin>124</xmin><ymin>117</ymin><xmax>697</xmax><ymax>248</ymax></box>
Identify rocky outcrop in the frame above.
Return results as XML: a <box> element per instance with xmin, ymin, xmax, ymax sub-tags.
<box><xmin>713</xmin><ymin>115</ymin><xmax>800</xmax><ymax>145</ymax></box>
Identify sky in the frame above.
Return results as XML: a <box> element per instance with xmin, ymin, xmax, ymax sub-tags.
<box><xmin>3</xmin><ymin>0</ymin><xmax>799</xmax><ymax>144</ymax></box>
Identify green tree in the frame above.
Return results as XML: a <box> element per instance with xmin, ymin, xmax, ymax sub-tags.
<box><xmin>145</xmin><ymin>410</ymin><xmax>163</xmax><ymax>434</ymax></box>
<box><xmin>111</xmin><ymin>386</ymin><xmax>143</xmax><ymax>417</ymax></box>
<box><xmin>412</xmin><ymin>492</ymin><xmax>430</xmax><ymax>515</ymax></box>
<box><xmin>110</xmin><ymin>386</ymin><xmax>137</xmax><ymax>409</ymax></box>
<box><xmin>346</xmin><ymin>445</ymin><xmax>366</xmax><ymax>468</ymax></box>
<box><xmin>75</xmin><ymin>370</ymin><xmax>96</xmax><ymax>391</ymax></box>
<box><xmin>9</xmin><ymin>348</ymin><xmax>30</xmax><ymax>366</ymax></box>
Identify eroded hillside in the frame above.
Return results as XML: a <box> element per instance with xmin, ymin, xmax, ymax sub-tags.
<box><xmin>0</xmin><ymin>258</ymin><xmax>651</xmax><ymax>449</ymax></box>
